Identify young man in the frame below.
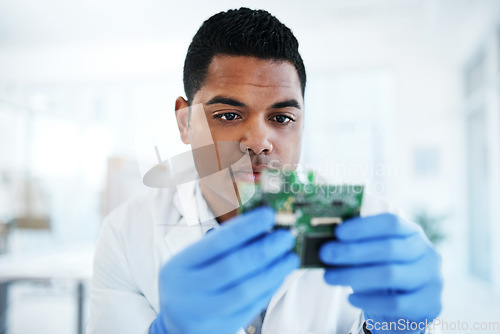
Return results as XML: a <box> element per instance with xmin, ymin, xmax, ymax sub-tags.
<box><xmin>88</xmin><ymin>8</ymin><xmax>442</xmax><ymax>334</ymax></box>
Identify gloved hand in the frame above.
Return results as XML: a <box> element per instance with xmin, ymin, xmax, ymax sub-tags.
<box><xmin>319</xmin><ymin>213</ymin><xmax>442</xmax><ymax>334</ymax></box>
<box><xmin>150</xmin><ymin>207</ymin><xmax>299</xmax><ymax>334</ymax></box>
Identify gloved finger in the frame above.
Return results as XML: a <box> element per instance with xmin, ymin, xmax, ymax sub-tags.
<box><xmin>323</xmin><ymin>249</ymin><xmax>440</xmax><ymax>292</ymax></box>
<box><xmin>335</xmin><ymin>213</ymin><xmax>422</xmax><ymax>242</ymax></box>
<box><xmin>174</xmin><ymin>207</ymin><xmax>275</xmax><ymax>267</ymax></box>
<box><xmin>193</xmin><ymin>229</ymin><xmax>295</xmax><ymax>291</ymax></box>
<box><xmin>206</xmin><ymin>252</ymin><xmax>299</xmax><ymax>316</ymax></box>
<box><xmin>319</xmin><ymin>232</ymin><xmax>428</xmax><ymax>266</ymax></box>
<box><xmin>348</xmin><ymin>280</ymin><xmax>443</xmax><ymax>322</ymax></box>
<box><xmin>158</xmin><ymin>256</ymin><xmax>287</xmax><ymax>329</ymax></box>
<box><xmin>158</xmin><ymin>236</ymin><xmax>295</xmax><ymax>306</ymax></box>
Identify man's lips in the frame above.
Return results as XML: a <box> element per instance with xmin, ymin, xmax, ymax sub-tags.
<box><xmin>251</xmin><ymin>164</ymin><xmax>268</xmax><ymax>173</ymax></box>
<box><xmin>232</xmin><ymin>165</ymin><xmax>269</xmax><ymax>173</ymax></box>
<box><xmin>232</xmin><ymin>165</ymin><xmax>268</xmax><ymax>182</ymax></box>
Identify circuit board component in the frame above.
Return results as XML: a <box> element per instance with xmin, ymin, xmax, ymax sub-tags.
<box><xmin>238</xmin><ymin>169</ymin><xmax>364</xmax><ymax>268</ymax></box>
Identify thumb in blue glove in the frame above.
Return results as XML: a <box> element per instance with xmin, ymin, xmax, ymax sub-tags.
<box><xmin>150</xmin><ymin>207</ymin><xmax>299</xmax><ymax>334</ymax></box>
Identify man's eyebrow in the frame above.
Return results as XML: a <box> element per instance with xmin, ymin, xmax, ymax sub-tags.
<box><xmin>270</xmin><ymin>99</ymin><xmax>301</xmax><ymax>109</ymax></box>
<box><xmin>205</xmin><ymin>96</ymin><xmax>247</xmax><ymax>107</ymax></box>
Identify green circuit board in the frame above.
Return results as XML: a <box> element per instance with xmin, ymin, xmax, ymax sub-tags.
<box><xmin>238</xmin><ymin>169</ymin><xmax>364</xmax><ymax>268</ymax></box>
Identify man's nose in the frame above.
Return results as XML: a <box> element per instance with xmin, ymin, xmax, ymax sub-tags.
<box><xmin>240</xmin><ymin>118</ymin><xmax>273</xmax><ymax>155</ymax></box>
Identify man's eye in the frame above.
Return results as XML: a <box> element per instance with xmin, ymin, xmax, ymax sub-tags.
<box><xmin>215</xmin><ymin>113</ymin><xmax>240</xmax><ymax>121</ymax></box>
<box><xmin>271</xmin><ymin>115</ymin><xmax>294</xmax><ymax>124</ymax></box>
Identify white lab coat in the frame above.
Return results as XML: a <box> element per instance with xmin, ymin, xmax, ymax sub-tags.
<box><xmin>87</xmin><ymin>180</ymin><xmax>396</xmax><ymax>334</ymax></box>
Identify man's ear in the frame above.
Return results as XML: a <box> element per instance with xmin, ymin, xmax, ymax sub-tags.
<box><xmin>175</xmin><ymin>96</ymin><xmax>190</xmax><ymax>144</ymax></box>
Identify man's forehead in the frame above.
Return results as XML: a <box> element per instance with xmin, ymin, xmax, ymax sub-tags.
<box><xmin>189</xmin><ymin>55</ymin><xmax>303</xmax><ymax>108</ymax></box>
<box><xmin>205</xmin><ymin>55</ymin><xmax>301</xmax><ymax>90</ymax></box>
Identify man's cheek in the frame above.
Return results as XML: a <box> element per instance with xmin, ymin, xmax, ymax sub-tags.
<box><xmin>279</xmin><ymin>144</ymin><xmax>302</xmax><ymax>166</ymax></box>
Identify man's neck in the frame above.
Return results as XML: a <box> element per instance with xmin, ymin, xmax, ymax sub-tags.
<box><xmin>199</xmin><ymin>180</ymin><xmax>239</xmax><ymax>223</ymax></box>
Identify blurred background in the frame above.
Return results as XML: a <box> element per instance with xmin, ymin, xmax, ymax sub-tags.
<box><xmin>0</xmin><ymin>0</ymin><xmax>499</xmax><ymax>333</ymax></box>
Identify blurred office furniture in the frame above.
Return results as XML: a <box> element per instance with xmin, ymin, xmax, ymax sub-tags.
<box><xmin>0</xmin><ymin>172</ymin><xmax>14</xmax><ymax>254</ymax></box>
<box><xmin>7</xmin><ymin>215</ymin><xmax>51</xmax><ymax>252</ymax></box>
<box><xmin>0</xmin><ymin>220</ymin><xmax>12</xmax><ymax>255</ymax></box>
<box><xmin>0</xmin><ymin>244</ymin><xmax>93</xmax><ymax>334</ymax></box>
<box><xmin>0</xmin><ymin>175</ymin><xmax>52</xmax><ymax>253</ymax></box>
<box><xmin>0</xmin><ymin>221</ymin><xmax>12</xmax><ymax>255</ymax></box>
<box><xmin>10</xmin><ymin>217</ymin><xmax>50</xmax><ymax>230</ymax></box>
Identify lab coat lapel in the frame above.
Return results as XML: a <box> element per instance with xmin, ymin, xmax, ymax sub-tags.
<box><xmin>163</xmin><ymin>180</ymin><xmax>204</xmax><ymax>257</ymax></box>
<box><xmin>150</xmin><ymin>183</ymin><xmax>203</xmax><ymax>313</ymax></box>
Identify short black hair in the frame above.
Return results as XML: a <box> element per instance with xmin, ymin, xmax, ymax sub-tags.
<box><xmin>183</xmin><ymin>7</ymin><xmax>306</xmax><ymax>103</ymax></box>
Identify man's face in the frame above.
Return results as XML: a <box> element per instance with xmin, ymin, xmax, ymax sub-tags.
<box><xmin>176</xmin><ymin>55</ymin><xmax>304</xmax><ymax>183</ymax></box>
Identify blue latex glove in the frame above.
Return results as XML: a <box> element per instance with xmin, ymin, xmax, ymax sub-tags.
<box><xmin>319</xmin><ymin>213</ymin><xmax>442</xmax><ymax>334</ymax></box>
<box><xmin>150</xmin><ymin>207</ymin><xmax>299</xmax><ymax>334</ymax></box>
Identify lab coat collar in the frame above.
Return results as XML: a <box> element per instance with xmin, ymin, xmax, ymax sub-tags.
<box><xmin>172</xmin><ymin>180</ymin><xmax>199</xmax><ymax>226</ymax></box>
<box><xmin>165</xmin><ymin>180</ymin><xmax>218</xmax><ymax>256</ymax></box>
<box><xmin>171</xmin><ymin>180</ymin><xmax>218</xmax><ymax>225</ymax></box>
